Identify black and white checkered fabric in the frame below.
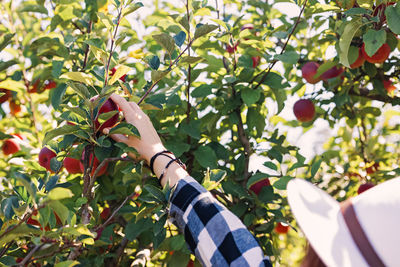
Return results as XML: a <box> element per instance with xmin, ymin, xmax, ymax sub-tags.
<box><xmin>169</xmin><ymin>176</ymin><xmax>272</xmax><ymax>267</ymax></box>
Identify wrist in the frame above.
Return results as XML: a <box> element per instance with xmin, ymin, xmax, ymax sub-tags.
<box><xmin>143</xmin><ymin>143</ymin><xmax>167</xmax><ymax>164</ymax></box>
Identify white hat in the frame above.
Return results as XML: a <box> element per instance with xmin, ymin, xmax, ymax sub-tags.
<box><xmin>287</xmin><ymin>178</ymin><xmax>400</xmax><ymax>267</ymax></box>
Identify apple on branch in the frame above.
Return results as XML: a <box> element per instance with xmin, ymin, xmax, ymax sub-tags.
<box><xmin>249</xmin><ymin>178</ymin><xmax>270</xmax><ymax>195</ymax></box>
<box><xmin>39</xmin><ymin>147</ymin><xmax>57</xmax><ymax>172</ymax></box>
<box><xmin>293</xmin><ymin>99</ymin><xmax>315</xmax><ymax>123</ymax></box>
<box><xmin>301</xmin><ymin>62</ymin><xmax>321</xmax><ymax>84</ymax></box>
<box><xmin>92</xmin><ymin>97</ymin><xmax>119</xmax><ymax>132</ymax></box>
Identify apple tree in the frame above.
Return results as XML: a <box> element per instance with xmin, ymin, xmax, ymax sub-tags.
<box><xmin>0</xmin><ymin>0</ymin><xmax>399</xmax><ymax>266</ymax></box>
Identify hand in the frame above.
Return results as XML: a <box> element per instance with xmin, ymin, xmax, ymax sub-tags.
<box><xmin>103</xmin><ymin>94</ymin><xmax>166</xmax><ymax>164</ymax></box>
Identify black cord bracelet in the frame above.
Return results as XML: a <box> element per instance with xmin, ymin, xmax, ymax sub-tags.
<box><xmin>158</xmin><ymin>158</ymin><xmax>183</xmax><ymax>182</ymax></box>
<box><xmin>149</xmin><ymin>150</ymin><xmax>174</xmax><ymax>174</ymax></box>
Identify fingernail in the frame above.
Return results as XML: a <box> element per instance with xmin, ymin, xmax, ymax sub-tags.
<box><xmin>103</xmin><ymin>128</ymin><xmax>110</xmax><ymax>134</ymax></box>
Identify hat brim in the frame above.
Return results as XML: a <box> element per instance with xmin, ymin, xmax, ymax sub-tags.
<box><xmin>287</xmin><ymin>179</ymin><xmax>368</xmax><ymax>267</ymax></box>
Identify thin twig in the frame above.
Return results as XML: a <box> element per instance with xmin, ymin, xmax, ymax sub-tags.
<box><xmin>95</xmin><ymin>192</ymin><xmax>136</xmax><ymax>231</ymax></box>
<box><xmin>81</xmin><ymin>20</ymin><xmax>93</xmax><ymax>71</ymax></box>
<box><xmin>0</xmin><ymin>204</ymin><xmax>46</xmax><ymax>240</ymax></box>
<box><xmin>251</xmin><ymin>0</ymin><xmax>308</xmax><ymax>90</ymax></box>
<box><xmin>0</xmin><ymin>242</ymin><xmax>14</xmax><ymax>258</ymax></box>
<box><xmin>137</xmin><ymin>40</ymin><xmax>194</xmax><ymax>105</ymax></box>
<box><xmin>113</xmin><ymin>237</ymin><xmax>129</xmax><ymax>266</ymax></box>
<box><xmin>18</xmin><ymin>244</ymin><xmax>44</xmax><ymax>266</ymax></box>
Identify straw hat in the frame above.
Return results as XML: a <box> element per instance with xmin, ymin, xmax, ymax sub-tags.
<box><xmin>287</xmin><ymin>178</ymin><xmax>400</xmax><ymax>267</ymax></box>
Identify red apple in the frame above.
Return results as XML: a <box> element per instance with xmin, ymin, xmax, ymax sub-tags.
<box><xmin>361</xmin><ymin>43</ymin><xmax>391</xmax><ymax>64</ymax></box>
<box><xmin>293</xmin><ymin>99</ymin><xmax>315</xmax><ymax>122</ymax></box>
<box><xmin>357</xmin><ymin>182</ymin><xmax>375</xmax><ymax>194</ymax></box>
<box><xmin>350</xmin><ymin>47</ymin><xmax>365</xmax><ymax>69</ymax></box>
<box><xmin>275</xmin><ymin>222</ymin><xmax>290</xmax><ymax>234</ymax></box>
<box><xmin>110</xmin><ymin>67</ymin><xmax>126</xmax><ymax>82</ymax></box>
<box><xmin>39</xmin><ymin>147</ymin><xmax>57</xmax><ymax>172</ymax></box>
<box><xmin>226</xmin><ymin>42</ymin><xmax>238</xmax><ymax>54</ymax></box>
<box><xmin>249</xmin><ymin>178</ymin><xmax>270</xmax><ymax>195</ymax></box>
<box><xmin>27</xmin><ymin>210</ymin><xmax>50</xmax><ymax>231</ymax></box>
<box><xmin>92</xmin><ymin>97</ymin><xmax>119</xmax><ymax>132</ymax></box>
<box><xmin>79</xmin><ymin>149</ymin><xmax>108</xmax><ymax>177</ymax></box>
<box><xmin>366</xmin><ymin>162</ymin><xmax>379</xmax><ymax>174</ymax></box>
<box><xmin>187</xmin><ymin>260</ymin><xmax>195</xmax><ymax>267</ymax></box>
<box><xmin>2</xmin><ymin>138</ymin><xmax>20</xmax><ymax>155</ymax></box>
<box><xmin>252</xmin><ymin>56</ymin><xmax>261</xmax><ymax>68</ymax></box>
<box><xmin>100</xmin><ymin>207</ymin><xmax>110</xmax><ymax>221</ymax></box>
<box><xmin>0</xmin><ymin>89</ymin><xmax>11</xmax><ymax>103</ymax></box>
<box><xmin>383</xmin><ymin>80</ymin><xmax>396</xmax><ymax>93</ymax></box>
<box><xmin>44</xmin><ymin>80</ymin><xmax>57</xmax><ymax>90</ymax></box>
<box><xmin>320</xmin><ymin>66</ymin><xmax>344</xmax><ymax>80</ymax></box>
<box><xmin>10</xmin><ymin>100</ymin><xmax>21</xmax><ymax>115</ymax></box>
<box><xmin>301</xmin><ymin>62</ymin><xmax>321</xmax><ymax>84</ymax></box>
<box><xmin>63</xmin><ymin>157</ymin><xmax>82</xmax><ymax>174</ymax></box>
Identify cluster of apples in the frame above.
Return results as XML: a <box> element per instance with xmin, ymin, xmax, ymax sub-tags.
<box><xmin>226</xmin><ymin>24</ymin><xmax>261</xmax><ymax>68</ymax></box>
<box><xmin>38</xmin><ymin>98</ymin><xmax>119</xmax><ymax>175</ymax></box>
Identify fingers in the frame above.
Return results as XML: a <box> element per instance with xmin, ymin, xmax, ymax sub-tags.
<box><xmin>103</xmin><ymin>128</ymin><xmax>129</xmax><ymax>143</ymax></box>
<box><xmin>110</xmin><ymin>94</ymin><xmax>136</xmax><ymax>124</ymax></box>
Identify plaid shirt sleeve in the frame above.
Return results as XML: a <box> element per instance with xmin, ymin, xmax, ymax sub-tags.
<box><xmin>169</xmin><ymin>176</ymin><xmax>272</xmax><ymax>267</ymax></box>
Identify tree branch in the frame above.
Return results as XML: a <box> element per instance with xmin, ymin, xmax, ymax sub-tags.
<box><xmin>18</xmin><ymin>244</ymin><xmax>44</xmax><ymax>266</ymax></box>
<box><xmin>251</xmin><ymin>0</ymin><xmax>308</xmax><ymax>90</ymax></box>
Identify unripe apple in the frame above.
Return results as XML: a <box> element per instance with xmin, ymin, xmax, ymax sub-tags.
<box><xmin>0</xmin><ymin>89</ymin><xmax>11</xmax><ymax>103</ymax></box>
<box><xmin>301</xmin><ymin>62</ymin><xmax>321</xmax><ymax>84</ymax></box>
<box><xmin>79</xmin><ymin>149</ymin><xmax>108</xmax><ymax>177</ymax></box>
<box><xmin>357</xmin><ymin>182</ymin><xmax>375</xmax><ymax>194</ymax></box>
<box><xmin>110</xmin><ymin>67</ymin><xmax>127</xmax><ymax>82</ymax></box>
<box><xmin>361</xmin><ymin>43</ymin><xmax>390</xmax><ymax>64</ymax></box>
<box><xmin>38</xmin><ymin>147</ymin><xmax>57</xmax><ymax>172</ymax></box>
<box><xmin>249</xmin><ymin>178</ymin><xmax>270</xmax><ymax>195</ymax></box>
<box><xmin>275</xmin><ymin>222</ymin><xmax>290</xmax><ymax>234</ymax></box>
<box><xmin>10</xmin><ymin>100</ymin><xmax>21</xmax><ymax>115</ymax></box>
<box><xmin>350</xmin><ymin>47</ymin><xmax>365</xmax><ymax>69</ymax></box>
<box><xmin>92</xmin><ymin>97</ymin><xmax>119</xmax><ymax>132</ymax></box>
<box><xmin>293</xmin><ymin>99</ymin><xmax>315</xmax><ymax>122</ymax></box>
<box><xmin>63</xmin><ymin>157</ymin><xmax>82</xmax><ymax>174</ymax></box>
<box><xmin>320</xmin><ymin>66</ymin><xmax>344</xmax><ymax>80</ymax></box>
<box><xmin>2</xmin><ymin>138</ymin><xmax>20</xmax><ymax>155</ymax></box>
<box><xmin>383</xmin><ymin>80</ymin><xmax>396</xmax><ymax>93</ymax></box>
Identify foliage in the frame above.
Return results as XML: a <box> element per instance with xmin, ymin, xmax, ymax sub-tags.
<box><xmin>0</xmin><ymin>0</ymin><xmax>399</xmax><ymax>266</ymax></box>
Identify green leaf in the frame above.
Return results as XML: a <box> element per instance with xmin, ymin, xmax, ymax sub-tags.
<box><xmin>98</xmin><ymin>12</ymin><xmax>113</xmax><ymax>30</ymax></box>
<box><xmin>274</xmin><ymin>51</ymin><xmax>300</xmax><ymax>64</ymax></box>
<box><xmin>125</xmin><ymin>218</ymin><xmax>152</xmax><ymax>241</ymax></box>
<box><xmin>0</xmin><ymin>60</ymin><xmax>18</xmax><ymax>72</ymax></box>
<box><xmin>98</xmin><ymin>110</ymin><xmax>118</xmax><ymax>124</ymax></box>
<box><xmin>180</xmin><ymin>56</ymin><xmax>203</xmax><ymax>65</ymax></box>
<box><xmin>191</xmin><ymin>84</ymin><xmax>213</xmax><ymax>98</ymax></box>
<box><xmin>48</xmin><ymin>188</ymin><xmax>74</xmax><ymax>200</ymax></box>
<box><xmin>54</xmin><ymin>261</ymin><xmax>80</xmax><ymax>267</ymax></box>
<box><xmin>51</xmin><ymin>83</ymin><xmax>67</xmax><ymax>110</ymax></box>
<box><xmin>338</xmin><ymin>18</ymin><xmax>363</xmax><ymax>67</ymax></box>
<box><xmin>52</xmin><ymin>60</ymin><xmax>64</xmax><ymax>78</ymax></box>
<box><xmin>151</xmin><ymin>70</ymin><xmax>168</xmax><ymax>82</ymax></box>
<box><xmin>19</xmin><ymin>4</ymin><xmax>48</xmax><ymax>14</ymax></box>
<box><xmin>273</xmin><ymin>176</ymin><xmax>292</xmax><ymax>190</ymax></box>
<box><xmin>0</xmin><ymin>80</ymin><xmax>25</xmax><ymax>91</ymax></box>
<box><xmin>271</xmin><ymin>87</ymin><xmax>286</xmax><ymax>114</ymax></box>
<box><xmin>143</xmin><ymin>185</ymin><xmax>166</xmax><ymax>203</ymax></box>
<box><xmin>66</xmin><ymin>81</ymin><xmax>91</xmax><ymax>100</ymax></box>
<box><xmin>311</xmin><ymin>158</ymin><xmax>323</xmax><ymax>178</ymax></box>
<box><xmin>43</xmin><ymin>124</ymin><xmax>81</xmax><ymax>144</ymax></box>
<box><xmin>109</xmin><ymin>65</ymin><xmax>130</xmax><ymax>85</ymax></box>
<box><xmin>194</xmin><ymin>24</ymin><xmax>218</xmax><ymax>39</ymax></box>
<box><xmin>362</xmin><ymin>29</ymin><xmax>386</xmax><ymax>57</ymax></box>
<box><xmin>123</xmin><ymin>2</ymin><xmax>144</xmax><ymax>16</ymax></box>
<box><xmin>61</xmin><ymin>72</ymin><xmax>94</xmax><ymax>86</ymax></box>
<box><xmin>152</xmin><ymin>33</ymin><xmax>175</xmax><ymax>54</ymax></box>
<box><xmin>263</xmin><ymin>161</ymin><xmax>278</xmax><ymax>171</ymax></box>
<box><xmin>193</xmin><ymin>146</ymin><xmax>218</xmax><ymax>169</ymax></box>
<box><xmin>386</xmin><ymin>5</ymin><xmax>400</xmax><ymax>34</ymax></box>
<box><xmin>89</xmin><ymin>45</ymin><xmax>108</xmax><ymax>65</ymax></box>
<box><xmin>315</xmin><ymin>61</ymin><xmax>337</xmax><ymax>78</ymax></box>
<box><xmin>241</xmin><ymin>88</ymin><xmax>260</xmax><ymax>106</ymax></box>
<box><xmin>0</xmin><ymin>33</ymin><xmax>15</xmax><ymax>52</ymax></box>
<box><xmin>48</xmin><ymin>200</ymin><xmax>69</xmax><ymax>224</ymax></box>
<box><xmin>108</xmin><ymin>122</ymin><xmax>140</xmax><ymax>137</ymax></box>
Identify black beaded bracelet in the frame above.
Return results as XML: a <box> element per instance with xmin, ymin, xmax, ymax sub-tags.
<box><xmin>149</xmin><ymin>150</ymin><xmax>174</xmax><ymax>175</ymax></box>
<box><xmin>158</xmin><ymin>158</ymin><xmax>184</xmax><ymax>182</ymax></box>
